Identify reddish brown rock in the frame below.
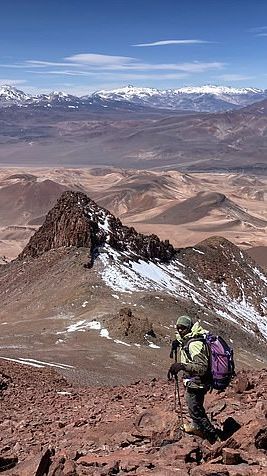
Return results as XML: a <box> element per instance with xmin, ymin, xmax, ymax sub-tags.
<box><xmin>0</xmin><ymin>456</ymin><xmax>18</xmax><ymax>473</ymax></box>
<box><xmin>62</xmin><ymin>460</ymin><xmax>77</xmax><ymax>475</ymax></box>
<box><xmin>48</xmin><ymin>457</ymin><xmax>65</xmax><ymax>476</ymax></box>
<box><xmin>18</xmin><ymin>191</ymin><xmax>175</xmax><ymax>265</ymax></box>
<box><xmin>190</xmin><ymin>465</ymin><xmax>229</xmax><ymax>476</ymax></box>
<box><xmin>73</xmin><ymin>419</ymin><xmax>88</xmax><ymax>428</ymax></box>
<box><xmin>10</xmin><ymin>448</ymin><xmax>53</xmax><ymax>475</ymax></box>
<box><xmin>190</xmin><ymin>462</ymin><xmax>265</xmax><ymax>475</ymax></box>
<box><xmin>76</xmin><ymin>454</ymin><xmax>120</xmax><ymax>468</ymax></box>
<box><xmin>0</xmin><ymin>361</ymin><xmax>267</xmax><ymax>476</ymax></box>
<box><xmin>222</xmin><ymin>448</ymin><xmax>242</xmax><ymax>465</ymax></box>
<box><xmin>255</xmin><ymin>426</ymin><xmax>267</xmax><ymax>450</ymax></box>
<box><xmin>233</xmin><ymin>373</ymin><xmax>250</xmax><ymax>393</ymax></box>
<box><xmin>228</xmin><ymin>419</ymin><xmax>267</xmax><ymax>453</ymax></box>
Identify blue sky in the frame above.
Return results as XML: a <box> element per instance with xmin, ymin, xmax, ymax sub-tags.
<box><xmin>1</xmin><ymin>0</ymin><xmax>267</xmax><ymax>95</ymax></box>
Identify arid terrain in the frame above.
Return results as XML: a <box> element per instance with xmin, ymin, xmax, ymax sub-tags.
<box><xmin>0</xmin><ymin>360</ymin><xmax>266</xmax><ymax>475</ymax></box>
<box><xmin>0</xmin><ymin>167</ymin><xmax>266</xmax><ymax>268</ymax></box>
<box><xmin>0</xmin><ymin>175</ymin><xmax>266</xmax><ymax>475</ymax></box>
<box><xmin>1</xmin><ymin>98</ymin><xmax>267</xmax><ymax>172</ymax></box>
<box><xmin>1</xmin><ymin>4</ymin><xmax>267</xmax><ymax>473</ymax></box>
<box><xmin>0</xmin><ymin>118</ymin><xmax>266</xmax><ymax>474</ymax></box>
<box><xmin>0</xmin><ymin>190</ymin><xmax>266</xmax><ymax>383</ymax></box>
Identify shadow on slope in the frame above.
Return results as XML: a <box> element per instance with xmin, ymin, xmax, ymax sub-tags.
<box><xmin>141</xmin><ymin>191</ymin><xmax>267</xmax><ymax>228</ymax></box>
<box><xmin>0</xmin><ymin>175</ymin><xmax>69</xmax><ymax>225</ymax></box>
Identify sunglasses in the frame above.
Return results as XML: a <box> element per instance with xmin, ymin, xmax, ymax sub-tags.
<box><xmin>176</xmin><ymin>325</ymin><xmax>188</xmax><ymax>332</ymax></box>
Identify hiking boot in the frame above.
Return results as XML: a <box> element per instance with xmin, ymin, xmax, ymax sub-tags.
<box><xmin>182</xmin><ymin>423</ymin><xmax>204</xmax><ymax>437</ymax></box>
<box><xmin>206</xmin><ymin>433</ymin><xmax>222</xmax><ymax>444</ymax></box>
<box><xmin>203</xmin><ymin>435</ymin><xmax>222</xmax><ymax>451</ymax></box>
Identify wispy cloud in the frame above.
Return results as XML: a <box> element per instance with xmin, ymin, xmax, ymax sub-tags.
<box><xmin>0</xmin><ymin>53</ymin><xmax>225</xmax><ymax>93</ymax></box>
<box><xmin>26</xmin><ymin>60</ymin><xmax>76</xmax><ymax>68</ymax></box>
<box><xmin>133</xmin><ymin>39</ymin><xmax>209</xmax><ymax>47</ymax></box>
<box><xmin>0</xmin><ymin>64</ymin><xmax>31</xmax><ymax>69</ymax></box>
<box><xmin>75</xmin><ymin>61</ymin><xmax>224</xmax><ymax>72</ymax></box>
<box><xmin>248</xmin><ymin>26</ymin><xmax>267</xmax><ymax>32</ymax></box>
<box><xmin>146</xmin><ymin>62</ymin><xmax>224</xmax><ymax>73</ymax></box>
<box><xmin>27</xmin><ymin>70</ymin><xmax>97</xmax><ymax>76</ymax></box>
<box><xmin>65</xmin><ymin>53</ymin><xmax>135</xmax><ymax>65</ymax></box>
<box><xmin>1</xmin><ymin>55</ymin><xmax>136</xmax><ymax>69</ymax></box>
<box><xmin>111</xmin><ymin>73</ymin><xmax>188</xmax><ymax>80</ymax></box>
<box><xmin>1</xmin><ymin>54</ymin><xmax>224</xmax><ymax>74</ymax></box>
<box><xmin>0</xmin><ymin>79</ymin><xmax>27</xmax><ymax>86</ymax></box>
<box><xmin>26</xmin><ymin>55</ymin><xmax>225</xmax><ymax>73</ymax></box>
<box><xmin>216</xmin><ymin>74</ymin><xmax>255</xmax><ymax>82</ymax></box>
<box><xmin>27</xmin><ymin>70</ymin><xmax>188</xmax><ymax>80</ymax></box>
<box><xmin>0</xmin><ymin>53</ymin><xmax>226</xmax><ymax>76</ymax></box>
<box><xmin>248</xmin><ymin>26</ymin><xmax>267</xmax><ymax>37</ymax></box>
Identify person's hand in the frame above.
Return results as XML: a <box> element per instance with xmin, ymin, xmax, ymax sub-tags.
<box><xmin>169</xmin><ymin>339</ymin><xmax>180</xmax><ymax>358</ymax></box>
<box><xmin>167</xmin><ymin>363</ymin><xmax>184</xmax><ymax>381</ymax></box>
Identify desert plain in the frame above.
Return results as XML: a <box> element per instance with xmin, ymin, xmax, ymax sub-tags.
<box><xmin>0</xmin><ymin>166</ymin><xmax>266</xmax><ymax>268</ymax></box>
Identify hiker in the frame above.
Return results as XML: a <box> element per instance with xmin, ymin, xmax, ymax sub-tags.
<box><xmin>168</xmin><ymin>315</ymin><xmax>220</xmax><ymax>443</ymax></box>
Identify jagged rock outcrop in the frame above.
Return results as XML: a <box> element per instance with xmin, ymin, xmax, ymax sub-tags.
<box><xmin>19</xmin><ymin>191</ymin><xmax>175</xmax><ymax>265</ymax></box>
<box><xmin>106</xmin><ymin>307</ymin><xmax>160</xmax><ymax>344</ymax></box>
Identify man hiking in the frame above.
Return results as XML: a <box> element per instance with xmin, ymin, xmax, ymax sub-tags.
<box><xmin>168</xmin><ymin>315</ymin><xmax>221</xmax><ymax>444</ymax></box>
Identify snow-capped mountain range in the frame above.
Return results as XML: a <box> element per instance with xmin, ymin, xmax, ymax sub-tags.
<box><xmin>1</xmin><ymin>84</ymin><xmax>267</xmax><ymax>113</ymax></box>
<box><xmin>0</xmin><ymin>85</ymin><xmax>79</xmax><ymax>106</ymax></box>
<box><xmin>91</xmin><ymin>85</ymin><xmax>267</xmax><ymax>112</ymax></box>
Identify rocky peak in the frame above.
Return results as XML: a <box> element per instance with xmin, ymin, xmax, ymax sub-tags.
<box><xmin>19</xmin><ymin>191</ymin><xmax>175</xmax><ymax>265</ymax></box>
<box><xmin>179</xmin><ymin>236</ymin><xmax>267</xmax><ymax>316</ymax></box>
<box><xmin>0</xmin><ymin>84</ymin><xmax>30</xmax><ymax>102</ymax></box>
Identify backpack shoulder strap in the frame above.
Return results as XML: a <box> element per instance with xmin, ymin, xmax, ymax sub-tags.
<box><xmin>182</xmin><ymin>335</ymin><xmax>207</xmax><ymax>361</ymax></box>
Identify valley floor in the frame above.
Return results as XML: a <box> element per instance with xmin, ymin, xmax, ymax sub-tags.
<box><xmin>0</xmin><ymin>167</ymin><xmax>266</xmax><ymax>269</ymax></box>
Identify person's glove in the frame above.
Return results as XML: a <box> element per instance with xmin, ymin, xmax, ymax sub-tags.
<box><xmin>167</xmin><ymin>363</ymin><xmax>184</xmax><ymax>381</ymax></box>
<box><xmin>169</xmin><ymin>339</ymin><xmax>180</xmax><ymax>359</ymax></box>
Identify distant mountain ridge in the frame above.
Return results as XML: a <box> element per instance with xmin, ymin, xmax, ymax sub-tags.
<box><xmin>91</xmin><ymin>85</ymin><xmax>267</xmax><ymax>112</ymax></box>
<box><xmin>2</xmin><ymin>84</ymin><xmax>267</xmax><ymax>112</ymax></box>
<box><xmin>1</xmin><ymin>87</ymin><xmax>267</xmax><ymax>172</ymax></box>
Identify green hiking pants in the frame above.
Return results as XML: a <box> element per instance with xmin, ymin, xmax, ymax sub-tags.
<box><xmin>185</xmin><ymin>387</ymin><xmax>217</xmax><ymax>439</ymax></box>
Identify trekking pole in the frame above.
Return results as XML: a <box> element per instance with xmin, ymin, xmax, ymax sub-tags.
<box><xmin>171</xmin><ymin>341</ymin><xmax>184</xmax><ymax>426</ymax></box>
<box><xmin>174</xmin><ymin>375</ymin><xmax>177</xmax><ymax>410</ymax></box>
<box><xmin>175</xmin><ymin>375</ymin><xmax>184</xmax><ymax>427</ymax></box>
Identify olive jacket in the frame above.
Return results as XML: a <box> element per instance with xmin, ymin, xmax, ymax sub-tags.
<box><xmin>175</xmin><ymin>321</ymin><xmax>210</xmax><ymax>390</ymax></box>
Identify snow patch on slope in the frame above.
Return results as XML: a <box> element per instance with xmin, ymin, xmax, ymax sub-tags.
<box><xmin>98</xmin><ymin>245</ymin><xmax>267</xmax><ymax>339</ymax></box>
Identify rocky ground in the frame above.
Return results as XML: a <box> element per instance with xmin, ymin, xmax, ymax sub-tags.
<box><xmin>0</xmin><ymin>360</ymin><xmax>266</xmax><ymax>475</ymax></box>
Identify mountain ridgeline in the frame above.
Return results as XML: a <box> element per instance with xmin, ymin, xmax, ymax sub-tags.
<box><xmin>14</xmin><ymin>191</ymin><xmax>267</xmax><ymax>344</ymax></box>
<box><xmin>2</xmin><ymin>84</ymin><xmax>267</xmax><ymax>113</ymax></box>
<box><xmin>1</xmin><ymin>85</ymin><xmax>267</xmax><ymax>172</ymax></box>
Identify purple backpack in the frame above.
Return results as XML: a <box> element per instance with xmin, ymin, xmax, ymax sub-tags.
<box><xmin>185</xmin><ymin>333</ymin><xmax>235</xmax><ymax>391</ymax></box>
<box><xmin>205</xmin><ymin>334</ymin><xmax>235</xmax><ymax>390</ymax></box>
